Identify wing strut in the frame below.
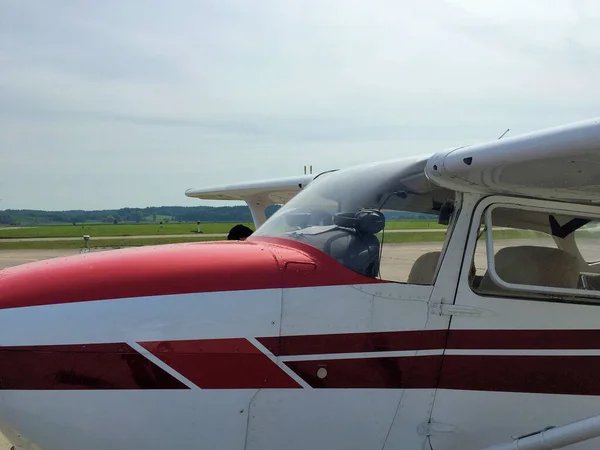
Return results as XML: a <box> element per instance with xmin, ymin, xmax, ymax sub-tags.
<box><xmin>484</xmin><ymin>413</ymin><xmax>600</xmax><ymax>449</ymax></box>
<box><xmin>245</xmin><ymin>196</ymin><xmax>269</xmax><ymax>228</ymax></box>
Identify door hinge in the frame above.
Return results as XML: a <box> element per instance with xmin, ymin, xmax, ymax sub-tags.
<box><xmin>429</xmin><ymin>302</ymin><xmax>490</xmax><ymax>317</ymax></box>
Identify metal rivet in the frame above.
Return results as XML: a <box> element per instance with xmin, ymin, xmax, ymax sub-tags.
<box><xmin>317</xmin><ymin>368</ymin><xmax>328</xmax><ymax>379</ymax></box>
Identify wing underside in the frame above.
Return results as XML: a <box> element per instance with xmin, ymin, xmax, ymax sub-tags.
<box><xmin>425</xmin><ymin>117</ymin><xmax>600</xmax><ymax>203</ymax></box>
<box><xmin>185</xmin><ymin>175</ymin><xmax>315</xmax><ymax>227</ymax></box>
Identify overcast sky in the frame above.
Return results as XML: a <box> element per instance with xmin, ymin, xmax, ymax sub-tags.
<box><xmin>2</xmin><ymin>0</ymin><xmax>600</xmax><ymax>210</ymax></box>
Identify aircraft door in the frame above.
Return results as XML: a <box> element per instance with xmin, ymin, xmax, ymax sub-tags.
<box><xmin>429</xmin><ymin>196</ymin><xmax>600</xmax><ymax>450</ymax></box>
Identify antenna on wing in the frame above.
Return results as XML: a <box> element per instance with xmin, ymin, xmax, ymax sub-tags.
<box><xmin>498</xmin><ymin>128</ymin><xmax>510</xmax><ymax>140</ymax></box>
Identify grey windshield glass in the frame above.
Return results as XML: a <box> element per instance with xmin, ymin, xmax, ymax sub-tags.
<box><xmin>252</xmin><ymin>158</ymin><xmax>453</xmax><ymax>278</ymax></box>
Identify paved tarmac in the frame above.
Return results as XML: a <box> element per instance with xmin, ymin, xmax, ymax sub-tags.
<box><xmin>0</xmin><ymin>249</ymin><xmax>82</xmax><ymax>269</ymax></box>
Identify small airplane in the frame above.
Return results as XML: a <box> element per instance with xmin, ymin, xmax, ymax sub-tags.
<box><xmin>3</xmin><ymin>117</ymin><xmax>600</xmax><ymax>449</ymax></box>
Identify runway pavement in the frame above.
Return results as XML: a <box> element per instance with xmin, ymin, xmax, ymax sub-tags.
<box><xmin>0</xmin><ymin>249</ymin><xmax>82</xmax><ymax>269</ymax></box>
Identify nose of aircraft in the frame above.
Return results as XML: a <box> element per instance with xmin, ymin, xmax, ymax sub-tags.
<box><xmin>0</xmin><ymin>238</ymin><xmax>381</xmax><ymax>310</ymax></box>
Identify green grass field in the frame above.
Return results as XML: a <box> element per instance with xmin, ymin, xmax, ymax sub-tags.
<box><xmin>0</xmin><ymin>220</ymin><xmax>444</xmax><ymax>239</ymax></box>
<box><xmin>385</xmin><ymin>220</ymin><xmax>446</xmax><ymax>230</ymax></box>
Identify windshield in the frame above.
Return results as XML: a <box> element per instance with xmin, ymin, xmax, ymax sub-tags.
<box><xmin>252</xmin><ymin>158</ymin><xmax>454</xmax><ymax>279</ymax></box>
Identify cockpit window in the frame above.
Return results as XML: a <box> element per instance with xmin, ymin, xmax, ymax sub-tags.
<box><xmin>251</xmin><ymin>159</ymin><xmax>455</xmax><ymax>283</ymax></box>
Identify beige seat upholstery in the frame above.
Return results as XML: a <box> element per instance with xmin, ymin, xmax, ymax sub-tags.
<box><xmin>407</xmin><ymin>251</ymin><xmax>441</xmax><ymax>285</ymax></box>
<box><xmin>478</xmin><ymin>245</ymin><xmax>579</xmax><ymax>295</ymax></box>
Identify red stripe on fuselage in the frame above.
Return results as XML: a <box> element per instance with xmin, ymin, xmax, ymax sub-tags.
<box><xmin>286</xmin><ymin>356</ymin><xmax>443</xmax><ymax>389</ymax></box>
<box><xmin>446</xmin><ymin>329</ymin><xmax>600</xmax><ymax>350</ymax></box>
<box><xmin>0</xmin><ymin>238</ymin><xmax>381</xmax><ymax>310</ymax></box>
<box><xmin>5</xmin><ymin>330</ymin><xmax>600</xmax><ymax>393</ymax></box>
<box><xmin>0</xmin><ymin>343</ymin><xmax>187</xmax><ymax>390</ymax></box>
<box><xmin>258</xmin><ymin>330</ymin><xmax>448</xmax><ymax>356</ymax></box>
<box><xmin>286</xmin><ymin>354</ymin><xmax>600</xmax><ymax>395</ymax></box>
<box><xmin>258</xmin><ymin>329</ymin><xmax>600</xmax><ymax>356</ymax></box>
<box><xmin>139</xmin><ymin>338</ymin><xmax>301</xmax><ymax>389</ymax></box>
<box><xmin>439</xmin><ymin>355</ymin><xmax>600</xmax><ymax>395</ymax></box>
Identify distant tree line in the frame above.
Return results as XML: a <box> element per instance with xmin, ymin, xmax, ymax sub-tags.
<box><xmin>0</xmin><ymin>204</ymin><xmax>433</xmax><ymax>226</ymax></box>
<box><xmin>0</xmin><ymin>205</ymin><xmax>261</xmax><ymax>226</ymax></box>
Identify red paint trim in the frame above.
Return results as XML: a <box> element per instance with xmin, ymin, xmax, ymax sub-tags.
<box><xmin>0</xmin><ymin>239</ymin><xmax>380</xmax><ymax>310</ymax></box>
<box><xmin>259</xmin><ymin>329</ymin><xmax>600</xmax><ymax>356</ymax></box>
<box><xmin>446</xmin><ymin>329</ymin><xmax>600</xmax><ymax>350</ymax></box>
<box><xmin>6</xmin><ymin>330</ymin><xmax>600</xmax><ymax>392</ymax></box>
<box><xmin>139</xmin><ymin>338</ymin><xmax>301</xmax><ymax>389</ymax></box>
<box><xmin>258</xmin><ymin>330</ymin><xmax>448</xmax><ymax>356</ymax></box>
<box><xmin>0</xmin><ymin>343</ymin><xmax>187</xmax><ymax>390</ymax></box>
<box><xmin>286</xmin><ymin>354</ymin><xmax>600</xmax><ymax>395</ymax></box>
<box><xmin>286</xmin><ymin>356</ymin><xmax>442</xmax><ymax>389</ymax></box>
<box><xmin>439</xmin><ymin>355</ymin><xmax>600</xmax><ymax>395</ymax></box>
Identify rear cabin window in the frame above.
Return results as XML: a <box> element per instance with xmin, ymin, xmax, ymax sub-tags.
<box><xmin>470</xmin><ymin>205</ymin><xmax>600</xmax><ymax>302</ymax></box>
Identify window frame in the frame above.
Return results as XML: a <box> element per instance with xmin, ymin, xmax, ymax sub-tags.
<box><xmin>375</xmin><ymin>194</ymin><xmax>461</xmax><ymax>286</ymax></box>
<box><xmin>574</xmin><ymin>221</ymin><xmax>600</xmax><ymax>265</ymax></box>
<box><xmin>466</xmin><ymin>195</ymin><xmax>600</xmax><ymax>303</ymax></box>
<box><xmin>429</xmin><ymin>193</ymin><xmax>462</xmax><ymax>286</ymax></box>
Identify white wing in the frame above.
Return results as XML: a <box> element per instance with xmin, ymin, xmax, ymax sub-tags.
<box><xmin>425</xmin><ymin>116</ymin><xmax>600</xmax><ymax>203</ymax></box>
<box><xmin>185</xmin><ymin>175</ymin><xmax>316</xmax><ymax>227</ymax></box>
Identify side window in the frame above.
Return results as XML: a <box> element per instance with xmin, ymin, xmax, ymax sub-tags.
<box><xmin>378</xmin><ymin>215</ymin><xmax>450</xmax><ymax>285</ymax></box>
<box><xmin>469</xmin><ymin>204</ymin><xmax>600</xmax><ymax>301</ymax></box>
<box><xmin>471</xmin><ymin>218</ymin><xmax>554</xmax><ymax>288</ymax></box>
<box><xmin>575</xmin><ymin>221</ymin><xmax>600</xmax><ymax>265</ymax></box>
<box><xmin>574</xmin><ymin>222</ymin><xmax>600</xmax><ymax>290</ymax></box>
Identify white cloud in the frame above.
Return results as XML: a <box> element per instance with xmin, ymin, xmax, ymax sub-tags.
<box><xmin>1</xmin><ymin>0</ymin><xmax>600</xmax><ymax>209</ymax></box>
